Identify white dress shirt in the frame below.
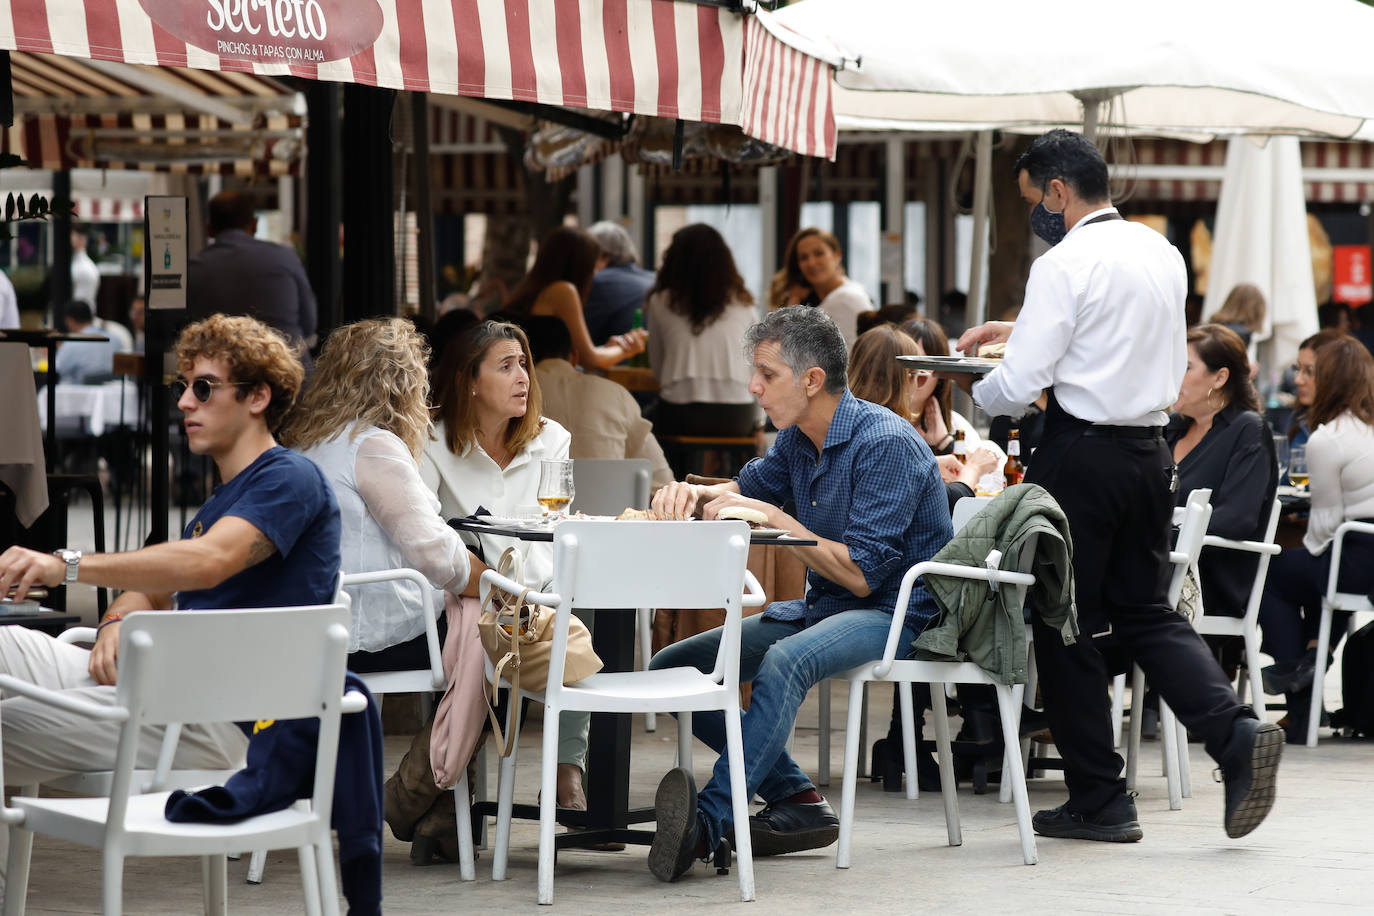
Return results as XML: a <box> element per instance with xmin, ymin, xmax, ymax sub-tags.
<box><xmin>0</xmin><ymin>270</ymin><xmax>18</xmax><ymax>328</ymax></box>
<box><xmin>420</xmin><ymin>417</ymin><xmax>572</xmax><ymax>591</ymax></box>
<box><xmin>298</xmin><ymin>424</ymin><xmax>468</xmax><ymax>653</ymax></box>
<box><xmin>973</xmin><ymin>207</ymin><xmax>1187</xmax><ymax>426</ymax></box>
<box><xmin>1303</xmin><ymin>412</ymin><xmax>1374</xmax><ymax>555</ymax></box>
<box><xmin>71</xmin><ymin>249</ymin><xmax>101</xmax><ymax>305</ymax></box>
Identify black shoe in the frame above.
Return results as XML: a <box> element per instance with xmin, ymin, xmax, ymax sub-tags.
<box><xmin>748</xmin><ymin>797</ymin><xmax>840</xmax><ymax>856</ymax></box>
<box><xmin>1032</xmin><ymin>795</ymin><xmax>1143</xmax><ymax>843</ymax></box>
<box><xmin>1018</xmin><ymin>706</ymin><xmax>1052</xmax><ymax>740</ymax></box>
<box><xmin>955</xmin><ymin>706</ymin><xmax>1001</xmax><ymax>745</ymax></box>
<box><xmin>648</xmin><ymin>768</ymin><xmax>702</xmax><ymax>882</ymax></box>
<box><xmin>1218</xmin><ymin>717</ymin><xmax>1285</xmax><ymax>839</ymax></box>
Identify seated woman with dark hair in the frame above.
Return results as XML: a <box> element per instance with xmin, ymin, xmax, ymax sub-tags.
<box><xmin>1259</xmin><ymin>336</ymin><xmax>1374</xmax><ymax>740</ymax></box>
<box><xmin>1167</xmin><ymin>324</ymin><xmax>1277</xmax><ymax>623</ymax></box>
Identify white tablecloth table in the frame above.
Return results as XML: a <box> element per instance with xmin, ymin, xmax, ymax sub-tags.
<box><xmin>37</xmin><ymin>381</ymin><xmax>141</xmax><ymax>437</ymax></box>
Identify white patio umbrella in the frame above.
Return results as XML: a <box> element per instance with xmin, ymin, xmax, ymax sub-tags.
<box><xmin>1203</xmin><ymin>137</ymin><xmax>1319</xmax><ymax>375</ymax></box>
<box><xmin>771</xmin><ymin>0</ymin><xmax>1374</xmax><ymax>322</ymax></box>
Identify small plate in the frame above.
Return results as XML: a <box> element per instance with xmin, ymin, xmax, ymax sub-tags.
<box><xmin>897</xmin><ymin>354</ymin><xmax>1002</xmax><ymax>375</ymax></box>
<box><xmin>749</xmin><ymin>528</ymin><xmax>790</xmax><ymax>539</ymax></box>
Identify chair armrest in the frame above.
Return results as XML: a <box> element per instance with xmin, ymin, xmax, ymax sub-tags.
<box><xmin>1201</xmin><ymin>535</ymin><xmax>1282</xmax><ymax>556</ymax></box>
<box><xmin>0</xmin><ymin>674</ymin><xmax>129</xmax><ymax>722</ymax></box>
<box><xmin>1325</xmin><ymin>521</ymin><xmax>1374</xmax><ymax>597</ymax></box>
<box><xmin>341</xmin><ymin>689</ymin><xmax>368</xmax><ymax>715</ymax></box>
<box><xmin>742</xmin><ymin>570</ymin><xmax>766</xmax><ymax>608</ymax></box>
<box><xmin>58</xmin><ymin>626</ymin><xmax>98</xmax><ymax>646</ymax></box>
<box><xmin>341</xmin><ymin>568</ymin><xmax>446</xmax><ymax>690</ymax></box>
<box><xmin>479</xmin><ymin>568</ymin><xmax>560</xmax><ymax>608</ymax></box>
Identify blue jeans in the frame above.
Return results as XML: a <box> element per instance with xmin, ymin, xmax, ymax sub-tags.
<box><xmin>649</xmin><ymin>610</ymin><xmax>916</xmax><ymax>849</ymax></box>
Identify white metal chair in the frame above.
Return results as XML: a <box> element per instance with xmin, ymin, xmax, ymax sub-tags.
<box><xmin>1123</xmin><ymin>488</ymin><xmax>1213</xmax><ymax>811</ymax></box>
<box><xmin>569</xmin><ymin>458</ymin><xmax>656</xmax><ymax>730</ymax></box>
<box><xmin>832</xmin><ymin>499</ymin><xmax>1039</xmax><ymax>868</ymax></box>
<box><xmin>1193</xmin><ymin>497</ymin><xmax>1283</xmax><ymax>720</ymax></box>
<box><xmin>0</xmin><ymin>604</ymin><xmax>358</xmax><ymax>916</ymax></box>
<box><xmin>1308</xmin><ymin>520</ymin><xmax>1374</xmax><ymax>746</ymax></box>
<box><xmin>481</xmin><ymin>519</ymin><xmax>764</xmax><ymax>905</ymax></box>
<box><xmin>340</xmin><ymin>568</ymin><xmax>475</xmax><ymax>880</ymax></box>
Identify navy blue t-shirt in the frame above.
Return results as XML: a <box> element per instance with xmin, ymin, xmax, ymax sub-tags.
<box><xmin>176</xmin><ymin>447</ymin><xmax>341</xmax><ymax>610</ymax></box>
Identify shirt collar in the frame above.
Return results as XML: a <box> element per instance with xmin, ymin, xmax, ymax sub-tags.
<box><xmin>1066</xmin><ymin>205</ymin><xmax>1120</xmax><ymax>236</ymax></box>
<box><xmin>819</xmin><ymin>390</ymin><xmax>862</xmax><ymax>452</ymax></box>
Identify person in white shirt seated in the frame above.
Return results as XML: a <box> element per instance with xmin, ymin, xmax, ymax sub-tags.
<box><xmin>53</xmin><ymin>300</ymin><xmax>117</xmax><ymax>384</ymax></box>
<box><xmin>1258</xmin><ymin>336</ymin><xmax>1374</xmax><ymax>741</ymax></box>
<box><xmin>421</xmin><ymin>320</ymin><xmax>592</xmax><ymax>814</ymax></box>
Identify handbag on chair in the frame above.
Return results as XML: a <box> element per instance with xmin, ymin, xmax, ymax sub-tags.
<box><xmin>477</xmin><ymin>547</ymin><xmax>602</xmax><ymax>754</ymax></box>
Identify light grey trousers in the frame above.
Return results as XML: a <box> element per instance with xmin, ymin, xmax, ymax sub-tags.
<box><xmin>0</xmin><ymin>625</ymin><xmax>248</xmax><ymax>889</ymax></box>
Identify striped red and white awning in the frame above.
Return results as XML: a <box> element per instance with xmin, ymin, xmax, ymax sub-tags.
<box><xmin>2</xmin><ymin>0</ymin><xmax>837</xmax><ymax>160</ymax></box>
<box><xmin>1113</xmin><ymin>138</ymin><xmax>1374</xmax><ymax>204</ymax></box>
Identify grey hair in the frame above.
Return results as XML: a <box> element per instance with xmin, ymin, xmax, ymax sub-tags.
<box><xmin>587</xmin><ymin>220</ymin><xmax>639</xmax><ymax>267</ymax></box>
<box><xmin>742</xmin><ymin>306</ymin><xmax>848</xmax><ymax>395</ymax></box>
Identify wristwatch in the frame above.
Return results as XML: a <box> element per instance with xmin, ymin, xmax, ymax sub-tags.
<box><xmin>53</xmin><ymin>548</ymin><xmax>81</xmax><ymax>585</ymax></box>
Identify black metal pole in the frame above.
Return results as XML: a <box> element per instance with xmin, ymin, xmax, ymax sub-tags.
<box><xmin>304</xmin><ymin>82</ymin><xmax>343</xmax><ymax>338</ymax></box>
<box><xmin>341</xmin><ymin>84</ymin><xmax>395</xmax><ymax>323</ymax></box>
<box><xmin>51</xmin><ymin>171</ymin><xmax>73</xmax><ymax>321</ymax></box>
<box><xmin>411</xmin><ymin>92</ymin><xmax>436</xmax><ymax>325</ymax></box>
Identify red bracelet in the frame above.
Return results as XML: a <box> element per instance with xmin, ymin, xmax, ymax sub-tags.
<box><xmin>97</xmin><ymin>613</ymin><xmax>123</xmax><ymax>632</ymax></box>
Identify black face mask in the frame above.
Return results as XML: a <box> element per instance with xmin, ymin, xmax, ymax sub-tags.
<box><xmin>1030</xmin><ymin>202</ymin><xmax>1067</xmax><ymax>245</ymax></box>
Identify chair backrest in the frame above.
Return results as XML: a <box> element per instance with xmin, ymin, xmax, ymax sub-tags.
<box><xmin>571</xmin><ymin>458</ymin><xmax>652</xmax><ymax>515</ymax></box>
<box><xmin>546</xmin><ymin>519</ymin><xmax>752</xmax><ymax>687</ymax></box>
<box><xmin>952</xmin><ymin>495</ymin><xmax>993</xmax><ymax>533</ymax></box>
<box><xmin>1197</xmin><ymin>497</ymin><xmax>1282</xmax><ymax>626</ymax></box>
<box><xmin>108</xmin><ymin>605</ymin><xmax>351</xmax><ymax>829</ymax></box>
<box><xmin>1167</xmin><ymin>488</ymin><xmax>1213</xmax><ymax>609</ymax></box>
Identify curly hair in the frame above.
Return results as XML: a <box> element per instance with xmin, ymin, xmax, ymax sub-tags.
<box><xmin>280</xmin><ymin>318</ymin><xmax>432</xmax><ymax>460</ymax></box>
<box><xmin>175</xmin><ymin>314</ymin><xmax>304</xmax><ymax>432</ymax></box>
<box><xmin>848</xmin><ymin>325</ymin><xmax>918</xmax><ymax>423</ymax></box>
<box><xmin>650</xmin><ymin>223</ymin><xmax>753</xmax><ymax>332</ymax></box>
<box><xmin>433</xmin><ymin>320</ymin><xmax>545</xmax><ymax>458</ymax></box>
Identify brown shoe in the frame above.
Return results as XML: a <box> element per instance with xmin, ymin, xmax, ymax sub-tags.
<box><xmin>385</xmin><ymin>718</ymin><xmax>443</xmax><ymax>843</ymax></box>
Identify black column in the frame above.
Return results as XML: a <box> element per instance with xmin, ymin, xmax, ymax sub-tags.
<box><xmin>341</xmin><ymin>84</ymin><xmax>395</xmax><ymax>324</ymax></box>
<box><xmin>304</xmin><ymin>82</ymin><xmax>342</xmax><ymax>338</ymax></box>
<box><xmin>51</xmin><ymin>171</ymin><xmax>73</xmax><ymax>320</ymax></box>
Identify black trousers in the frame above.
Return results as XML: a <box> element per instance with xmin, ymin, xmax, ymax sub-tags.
<box><xmin>1026</xmin><ymin>415</ymin><xmax>1251</xmax><ymax>815</ymax></box>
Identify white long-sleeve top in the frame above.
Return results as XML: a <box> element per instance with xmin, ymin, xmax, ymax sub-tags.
<box><xmin>819</xmin><ymin>279</ymin><xmax>874</xmax><ymax>349</ymax></box>
<box><xmin>298</xmin><ymin>424</ymin><xmax>468</xmax><ymax>653</ymax></box>
<box><xmin>972</xmin><ymin>208</ymin><xmax>1187</xmax><ymax>426</ymax></box>
<box><xmin>645</xmin><ymin>291</ymin><xmax>758</xmax><ymax>406</ymax></box>
<box><xmin>1303</xmin><ymin>412</ymin><xmax>1374</xmax><ymax>555</ymax></box>
<box><xmin>420</xmin><ymin>417</ymin><xmax>572</xmax><ymax>591</ymax></box>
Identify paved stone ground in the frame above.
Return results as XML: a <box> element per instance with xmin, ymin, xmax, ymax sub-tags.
<box><xmin>19</xmin><ymin>504</ymin><xmax>1373</xmax><ymax>914</ymax></box>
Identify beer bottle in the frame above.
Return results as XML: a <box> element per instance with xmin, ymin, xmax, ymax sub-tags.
<box><xmin>953</xmin><ymin>429</ymin><xmax>967</xmax><ymax>464</ymax></box>
<box><xmin>629</xmin><ymin>308</ymin><xmax>649</xmax><ymax>368</ymax></box>
<box><xmin>1004</xmin><ymin>430</ymin><xmax>1025</xmax><ymax>487</ymax></box>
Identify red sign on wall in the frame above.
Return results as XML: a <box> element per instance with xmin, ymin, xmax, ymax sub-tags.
<box><xmin>138</xmin><ymin>0</ymin><xmax>383</xmax><ymax>65</ymax></box>
<box><xmin>1333</xmin><ymin>245</ymin><xmax>1374</xmax><ymax>305</ymax></box>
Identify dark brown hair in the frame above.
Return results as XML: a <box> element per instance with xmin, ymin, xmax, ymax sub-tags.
<box><xmin>1187</xmin><ymin>324</ymin><xmax>1259</xmax><ymax>413</ymax></box>
<box><xmin>1289</xmin><ymin>329</ymin><xmax>1353</xmax><ymax>437</ymax></box>
<box><xmin>503</xmin><ymin>226</ymin><xmax>600</xmax><ymax>318</ymax></box>
<box><xmin>432</xmin><ymin>320</ymin><xmax>545</xmax><ymax>457</ymax></box>
<box><xmin>848</xmin><ymin>325</ymin><xmax>918</xmax><ymax>423</ymax></box>
<box><xmin>783</xmin><ymin>227</ymin><xmax>843</xmax><ymax>289</ymax></box>
<box><xmin>650</xmin><ymin>223</ymin><xmax>753</xmax><ymax>332</ymax></box>
<box><xmin>1309</xmin><ymin>337</ymin><xmax>1374</xmax><ymax>430</ymax></box>
<box><xmin>899</xmin><ymin>315</ymin><xmax>953</xmax><ymax>432</ymax></box>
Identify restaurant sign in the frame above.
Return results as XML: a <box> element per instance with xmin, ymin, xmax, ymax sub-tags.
<box><xmin>1333</xmin><ymin>245</ymin><xmax>1373</xmax><ymax>305</ymax></box>
<box><xmin>137</xmin><ymin>0</ymin><xmax>383</xmax><ymax>65</ymax></box>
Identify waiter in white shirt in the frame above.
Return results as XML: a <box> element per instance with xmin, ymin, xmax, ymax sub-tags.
<box><xmin>952</xmin><ymin>130</ymin><xmax>1283</xmax><ymax>845</ymax></box>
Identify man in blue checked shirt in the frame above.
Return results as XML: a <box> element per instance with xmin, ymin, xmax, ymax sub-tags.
<box><xmin>645</xmin><ymin>306</ymin><xmax>950</xmax><ymax>884</ymax></box>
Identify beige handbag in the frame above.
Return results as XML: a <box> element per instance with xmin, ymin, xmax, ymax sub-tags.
<box><xmin>477</xmin><ymin>547</ymin><xmax>603</xmax><ymax>755</ymax></box>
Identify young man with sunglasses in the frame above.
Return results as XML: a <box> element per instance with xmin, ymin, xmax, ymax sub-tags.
<box><xmin>0</xmin><ymin>315</ymin><xmax>340</xmax><ymax>887</ymax></box>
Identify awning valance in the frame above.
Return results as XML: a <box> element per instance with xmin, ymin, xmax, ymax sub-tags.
<box><xmin>3</xmin><ymin>0</ymin><xmax>837</xmax><ymax>160</ymax></box>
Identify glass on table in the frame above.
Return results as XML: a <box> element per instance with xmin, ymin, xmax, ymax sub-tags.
<box><xmin>537</xmin><ymin>458</ymin><xmax>576</xmax><ymax>519</ymax></box>
<box><xmin>1288</xmin><ymin>445</ymin><xmax>1308</xmax><ymax>492</ymax></box>
<box><xmin>1273</xmin><ymin>434</ymin><xmax>1290</xmax><ymax>482</ymax></box>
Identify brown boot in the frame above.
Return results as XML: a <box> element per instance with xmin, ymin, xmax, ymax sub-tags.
<box><xmin>385</xmin><ymin>717</ymin><xmax>443</xmax><ymax>843</ymax></box>
<box><xmin>410</xmin><ymin>791</ymin><xmax>461</xmax><ymax>866</ymax></box>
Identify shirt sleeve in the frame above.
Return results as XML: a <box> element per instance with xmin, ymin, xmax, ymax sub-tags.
<box><xmin>736</xmin><ymin>433</ymin><xmax>794</xmax><ymax>505</ymax></box>
<box><xmin>222</xmin><ymin>453</ymin><xmax>330</xmax><ymax>559</ymax></box>
<box><xmin>844</xmin><ymin>435</ymin><xmax>927</xmax><ymax>592</ymax></box>
<box><xmin>1304</xmin><ymin>424</ymin><xmax>1344</xmax><ymax>554</ymax></box>
<box><xmin>1207</xmin><ymin>418</ymin><xmax>1274</xmax><ymax>541</ymax></box>
<box><xmin>354</xmin><ymin>433</ymin><xmax>470</xmax><ymax>593</ymax></box>
<box><xmin>973</xmin><ymin>257</ymin><xmax>1076</xmax><ymax>418</ymax></box>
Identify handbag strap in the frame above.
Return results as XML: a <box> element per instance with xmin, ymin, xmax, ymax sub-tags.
<box><xmin>484</xmin><ymin>546</ymin><xmax>534</xmax><ymax>756</ymax></box>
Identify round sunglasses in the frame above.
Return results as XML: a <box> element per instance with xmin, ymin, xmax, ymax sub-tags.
<box><xmin>170</xmin><ymin>377</ymin><xmax>254</xmax><ymax>403</ymax></box>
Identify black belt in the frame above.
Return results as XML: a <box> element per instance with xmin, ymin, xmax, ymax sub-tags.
<box><xmin>1080</xmin><ymin>425</ymin><xmax>1165</xmax><ymax>439</ymax></box>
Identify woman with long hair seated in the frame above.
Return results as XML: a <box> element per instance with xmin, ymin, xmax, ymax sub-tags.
<box><xmin>899</xmin><ymin>316</ymin><xmax>1007</xmax><ymax>468</ymax></box>
<box><xmin>502</xmin><ymin>225</ymin><xmax>646</xmax><ymax>370</ymax></box>
<box><xmin>281</xmin><ymin>317</ymin><xmax>472</xmax><ymax>861</ymax></box>
<box><xmin>1259</xmin><ymin>336</ymin><xmax>1374</xmax><ymax>740</ymax></box>
<box><xmin>645</xmin><ymin>223</ymin><xmax>761</xmax><ymax>438</ymax></box>
<box><xmin>1168</xmin><ymin>324</ymin><xmax>1278</xmax><ymax>618</ymax></box>
<box><xmin>421</xmin><ymin>320</ymin><xmax>593</xmax><ymax>814</ymax></box>
<box><xmin>781</xmin><ymin>227</ymin><xmax>874</xmax><ymax>347</ymax></box>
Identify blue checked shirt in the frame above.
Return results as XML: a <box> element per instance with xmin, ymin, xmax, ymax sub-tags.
<box><xmin>738</xmin><ymin>390</ymin><xmax>951</xmax><ymax>631</ymax></box>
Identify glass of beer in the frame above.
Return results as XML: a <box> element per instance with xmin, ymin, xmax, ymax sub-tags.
<box><xmin>1288</xmin><ymin>445</ymin><xmax>1308</xmax><ymax>492</ymax></box>
<box><xmin>538</xmin><ymin>459</ymin><xmax>576</xmax><ymax>520</ymax></box>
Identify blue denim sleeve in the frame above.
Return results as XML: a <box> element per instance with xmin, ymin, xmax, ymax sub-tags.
<box><xmin>842</xmin><ymin>435</ymin><xmax>925</xmax><ymax>593</ymax></box>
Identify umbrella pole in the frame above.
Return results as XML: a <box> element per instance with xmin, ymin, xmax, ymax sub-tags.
<box><xmin>966</xmin><ymin>130</ymin><xmax>993</xmax><ymax>329</ymax></box>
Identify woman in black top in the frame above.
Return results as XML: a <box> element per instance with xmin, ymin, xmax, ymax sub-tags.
<box><xmin>1166</xmin><ymin>324</ymin><xmax>1277</xmax><ymax>625</ymax></box>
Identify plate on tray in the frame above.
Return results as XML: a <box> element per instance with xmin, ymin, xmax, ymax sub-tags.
<box><xmin>897</xmin><ymin>354</ymin><xmax>1002</xmax><ymax>375</ymax></box>
<box><xmin>748</xmin><ymin>528</ymin><xmax>790</xmax><ymax>539</ymax></box>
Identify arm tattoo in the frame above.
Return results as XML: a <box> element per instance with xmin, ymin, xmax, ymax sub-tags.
<box><xmin>246</xmin><ymin>531</ymin><xmax>279</xmax><ymax>566</ymax></box>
